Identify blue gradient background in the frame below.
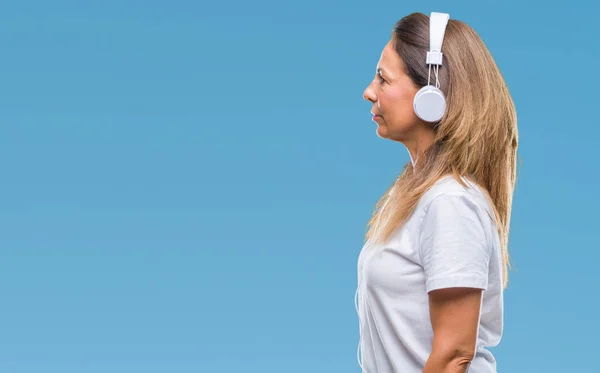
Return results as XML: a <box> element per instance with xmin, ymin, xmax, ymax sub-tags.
<box><xmin>1</xmin><ymin>1</ymin><xmax>598</xmax><ymax>372</ymax></box>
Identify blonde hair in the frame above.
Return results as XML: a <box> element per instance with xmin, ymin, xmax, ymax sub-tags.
<box><xmin>365</xmin><ymin>13</ymin><xmax>519</xmax><ymax>289</ymax></box>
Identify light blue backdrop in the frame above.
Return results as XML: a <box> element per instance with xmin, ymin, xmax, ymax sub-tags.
<box><xmin>1</xmin><ymin>1</ymin><xmax>598</xmax><ymax>372</ymax></box>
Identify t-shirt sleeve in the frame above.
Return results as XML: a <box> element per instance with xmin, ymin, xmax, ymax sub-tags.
<box><xmin>418</xmin><ymin>192</ymin><xmax>491</xmax><ymax>293</ymax></box>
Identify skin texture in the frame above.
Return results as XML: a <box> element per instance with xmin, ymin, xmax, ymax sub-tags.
<box><xmin>362</xmin><ymin>41</ymin><xmax>436</xmax><ymax>168</ymax></box>
<box><xmin>423</xmin><ymin>287</ymin><xmax>482</xmax><ymax>373</ymax></box>
<box><xmin>363</xmin><ymin>41</ymin><xmax>484</xmax><ymax>372</ymax></box>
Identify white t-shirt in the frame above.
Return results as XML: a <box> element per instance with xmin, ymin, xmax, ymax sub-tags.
<box><xmin>355</xmin><ymin>175</ymin><xmax>503</xmax><ymax>373</ymax></box>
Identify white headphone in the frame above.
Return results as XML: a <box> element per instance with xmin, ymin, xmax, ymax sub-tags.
<box><xmin>413</xmin><ymin>12</ymin><xmax>450</xmax><ymax>123</ymax></box>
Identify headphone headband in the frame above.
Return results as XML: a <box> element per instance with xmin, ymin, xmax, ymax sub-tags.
<box><xmin>413</xmin><ymin>11</ymin><xmax>450</xmax><ymax>123</ymax></box>
<box><xmin>426</xmin><ymin>12</ymin><xmax>450</xmax><ymax>65</ymax></box>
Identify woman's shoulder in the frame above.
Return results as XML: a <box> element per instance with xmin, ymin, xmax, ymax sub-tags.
<box><xmin>418</xmin><ymin>174</ymin><xmax>493</xmax><ymax>218</ymax></box>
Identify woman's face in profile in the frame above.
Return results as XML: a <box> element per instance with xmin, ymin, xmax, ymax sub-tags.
<box><xmin>363</xmin><ymin>41</ymin><xmax>422</xmax><ymax>141</ymax></box>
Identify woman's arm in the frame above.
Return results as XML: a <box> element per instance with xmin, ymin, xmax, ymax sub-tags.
<box><xmin>422</xmin><ymin>287</ymin><xmax>482</xmax><ymax>373</ymax></box>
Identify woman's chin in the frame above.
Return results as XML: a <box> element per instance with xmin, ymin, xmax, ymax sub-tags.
<box><xmin>375</xmin><ymin>125</ymin><xmax>389</xmax><ymax>139</ymax></box>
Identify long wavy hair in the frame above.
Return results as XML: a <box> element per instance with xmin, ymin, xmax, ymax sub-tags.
<box><xmin>365</xmin><ymin>13</ymin><xmax>519</xmax><ymax>288</ymax></box>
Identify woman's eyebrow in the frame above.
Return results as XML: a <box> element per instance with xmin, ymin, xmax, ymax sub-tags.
<box><xmin>377</xmin><ymin>67</ymin><xmax>393</xmax><ymax>78</ymax></box>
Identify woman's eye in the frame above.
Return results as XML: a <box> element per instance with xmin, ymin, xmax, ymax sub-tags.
<box><xmin>378</xmin><ymin>74</ymin><xmax>386</xmax><ymax>84</ymax></box>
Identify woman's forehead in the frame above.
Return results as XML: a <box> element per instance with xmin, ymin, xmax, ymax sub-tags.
<box><xmin>377</xmin><ymin>43</ymin><xmax>403</xmax><ymax>75</ymax></box>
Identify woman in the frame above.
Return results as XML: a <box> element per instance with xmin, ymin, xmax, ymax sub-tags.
<box><xmin>355</xmin><ymin>12</ymin><xmax>518</xmax><ymax>373</ymax></box>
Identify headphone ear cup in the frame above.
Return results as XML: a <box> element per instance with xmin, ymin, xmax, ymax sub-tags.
<box><xmin>413</xmin><ymin>85</ymin><xmax>446</xmax><ymax>122</ymax></box>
